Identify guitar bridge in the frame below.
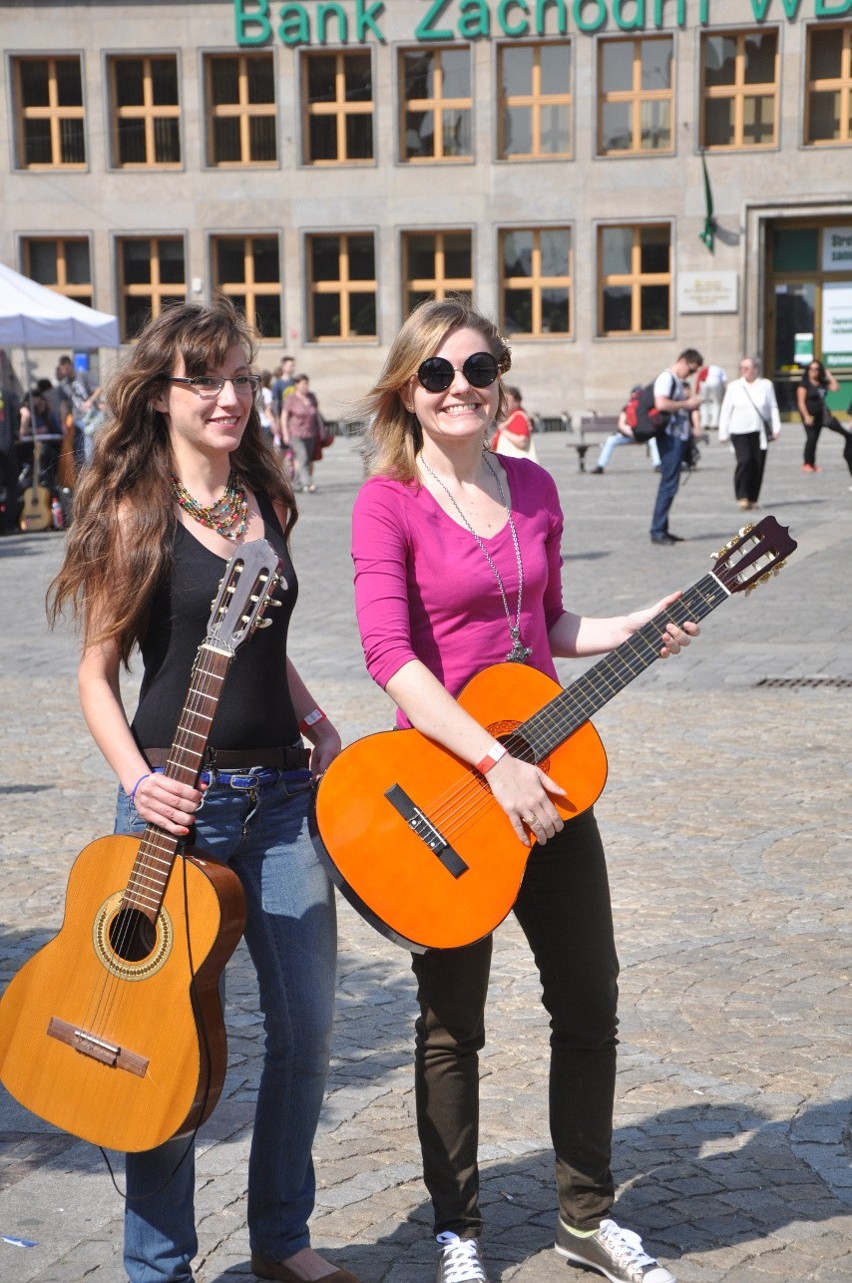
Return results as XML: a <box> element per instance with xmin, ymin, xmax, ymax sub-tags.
<box><xmin>384</xmin><ymin>784</ymin><xmax>468</xmax><ymax>879</ymax></box>
<box><xmin>47</xmin><ymin>1016</ymin><xmax>149</xmax><ymax>1078</ymax></box>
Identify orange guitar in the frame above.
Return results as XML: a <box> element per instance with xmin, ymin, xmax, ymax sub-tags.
<box><xmin>312</xmin><ymin>518</ymin><xmax>797</xmax><ymax>954</ymax></box>
<box><xmin>0</xmin><ymin>540</ymin><xmax>283</xmax><ymax>1152</ymax></box>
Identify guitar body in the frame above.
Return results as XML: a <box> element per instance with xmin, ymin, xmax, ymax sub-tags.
<box><xmin>19</xmin><ymin>481</ymin><xmax>52</xmax><ymax>532</ymax></box>
<box><xmin>312</xmin><ymin>663</ymin><xmax>608</xmax><ymax>952</ymax></box>
<box><xmin>0</xmin><ymin>834</ymin><xmax>247</xmax><ymax>1152</ymax></box>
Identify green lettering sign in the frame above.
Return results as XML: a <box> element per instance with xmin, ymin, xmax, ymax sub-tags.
<box><xmin>416</xmin><ymin>0</ymin><xmax>455</xmax><ymax>40</ymax></box>
<box><xmin>235</xmin><ymin>0</ymin><xmax>271</xmax><ymax>45</ymax></box>
<box><xmin>536</xmin><ymin>0</ymin><xmax>569</xmax><ymax>35</ymax></box>
<box><xmin>573</xmin><ymin>0</ymin><xmax>607</xmax><ymax>32</ymax></box>
<box><xmin>815</xmin><ymin>0</ymin><xmax>851</xmax><ymax>13</ymax></box>
<box><xmin>279</xmin><ymin>2</ymin><xmax>310</xmax><ymax>45</ymax></box>
<box><xmin>318</xmin><ymin>2</ymin><xmax>348</xmax><ymax>43</ymax></box>
<box><xmin>459</xmin><ymin>0</ymin><xmax>491</xmax><ymax>36</ymax></box>
<box><xmin>614</xmin><ymin>0</ymin><xmax>645</xmax><ymax>30</ymax></box>
<box><xmin>355</xmin><ymin>0</ymin><xmax>386</xmax><ymax>40</ymax></box>
<box><xmin>498</xmin><ymin>0</ymin><xmax>531</xmax><ymax>36</ymax></box>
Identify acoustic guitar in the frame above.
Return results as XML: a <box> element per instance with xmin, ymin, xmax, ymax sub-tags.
<box><xmin>18</xmin><ymin>436</ymin><xmax>52</xmax><ymax>532</ymax></box>
<box><xmin>311</xmin><ymin>517</ymin><xmax>797</xmax><ymax>954</ymax></box>
<box><xmin>0</xmin><ymin>539</ymin><xmax>283</xmax><ymax>1152</ymax></box>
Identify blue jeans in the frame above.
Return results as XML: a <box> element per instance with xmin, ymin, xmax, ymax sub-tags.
<box><xmin>115</xmin><ymin>769</ymin><xmax>337</xmax><ymax>1283</ymax></box>
<box><xmin>596</xmin><ymin>432</ymin><xmax>661</xmax><ymax>471</ymax></box>
<box><xmin>650</xmin><ymin>431</ymin><xmax>689</xmax><ymax>537</ymax></box>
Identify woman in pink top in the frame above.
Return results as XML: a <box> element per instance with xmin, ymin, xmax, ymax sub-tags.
<box><xmin>351</xmin><ymin>298</ymin><xmax>697</xmax><ymax>1283</ymax></box>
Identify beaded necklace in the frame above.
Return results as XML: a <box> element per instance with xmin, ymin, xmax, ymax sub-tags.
<box><xmin>171</xmin><ymin>470</ymin><xmax>249</xmax><ymax>542</ymax></box>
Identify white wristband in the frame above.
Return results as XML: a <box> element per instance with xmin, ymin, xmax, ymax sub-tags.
<box><xmin>476</xmin><ymin>741</ymin><xmax>508</xmax><ymax>774</ymax></box>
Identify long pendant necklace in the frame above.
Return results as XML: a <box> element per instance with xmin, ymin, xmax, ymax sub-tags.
<box><xmin>419</xmin><ymin>452</ymin><xmax>532</xmax><ymax>664</ymax></box>
<box><xmin>171</xmin><ymin>469</ymin><xmax>249</xmax><ymax>542</ymax></box>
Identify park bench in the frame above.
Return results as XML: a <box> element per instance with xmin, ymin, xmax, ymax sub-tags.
<box><xmin>570</xmin><ymin>413</ymin><xmax>621</xmax><ymax>472</ymax></box>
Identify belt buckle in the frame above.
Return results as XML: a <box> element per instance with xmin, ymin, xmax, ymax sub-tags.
<box><xmin>228</xmin><ymin>766</ymin><xmax>275</xmax><ymax>790</ymax></box>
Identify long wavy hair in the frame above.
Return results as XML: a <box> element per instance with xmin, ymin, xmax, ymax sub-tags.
<box><xmin>48</xmin><ymin>299</ymin><xmax>296</xmax><ymax>663</ymax></box>
<box><xmin>360</xmin><ymin>297</ymin><xmax>511</xmax><ymax>483</ymax></box>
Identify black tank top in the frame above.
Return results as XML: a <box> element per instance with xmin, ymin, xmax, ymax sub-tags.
<box><xmin>131</xmin><ymin>493</ymin><xmax>299</xmax><ymax>752</ymax></box>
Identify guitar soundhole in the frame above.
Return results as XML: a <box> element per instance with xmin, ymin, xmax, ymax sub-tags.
<box><xmin>108</xmin><ymin>909</ymin><xmax>157</xmax><ymax>962</ymax></box>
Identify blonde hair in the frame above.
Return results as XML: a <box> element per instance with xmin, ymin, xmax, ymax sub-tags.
<box><xmin>48</xmin><ymin>299</ymin><xmax>296</xmax><ymax>664</ymax></box>
<box><xmin>360</xmin><ymin>297</ymin><xmax>511</xmax><ymax>482</ymax></box>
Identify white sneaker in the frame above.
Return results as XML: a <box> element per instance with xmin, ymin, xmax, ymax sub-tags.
<box><xmin>555</xmin><ymin>1216</ymin><xmax>675</xmax><ymax>1282</ymax></box>
<box><xmin>435</xmin><ymin>1232</ymin><xmax>489</xmax><ymax>1283</ymax></box>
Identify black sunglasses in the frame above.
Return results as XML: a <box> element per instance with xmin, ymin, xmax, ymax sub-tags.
<box><xmin>417</xmin><ymin>352</ymin><xmax>500</xmax><ymax>394</ymax></box>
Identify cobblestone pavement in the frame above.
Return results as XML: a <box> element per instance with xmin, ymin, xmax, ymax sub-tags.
<box><xmin>1</xmin><ymin>429</ymin><xmax>850</xmax><ymax>1283</ymax></box>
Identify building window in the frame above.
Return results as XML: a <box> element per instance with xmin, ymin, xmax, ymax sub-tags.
<box><xmin>206</xmin><ymin>54</ymin><xmax>277</xmax><ymax>165</ymax></box>
<box><xmin>701</xmin><ymin>30</ymin><xmax>778</xmax><ymax>150</ymax></box>
<box><xmin>22</xmin><ymin>238</ymin><xmax>92</xmax><ymax>308</ymax></box>
<box><xmin>307</xmin><ymin>234</ymin><xmax>377</xmax><ymax>341</ymax></box>
<box><xmin>500</xmin><ymin>228</ymin><xmax>572</xmax><ymax>337</ymax></box>
<box><xmin>402</xmin><ymin>231</ymin><xmax>472</xmax><ymax>314</ymax></box>
<box><xmin>597</xmin><ymin>37</ymin><xmax>673</xmax><ymax>155</ymax></box>
<box><xmin>497</xmin><ymin>41</ymin><xmax>572</xmax><ymax>160</ymax></box>
<box><xmin>400</xmin><ymin>47</ymin><xmax>472</xmax><ymax>161</ymax></box>
<box><xmin>109</xmin><ymin>56</ymin><xmax>180</xmax><ymax>167</ymax></box>
<box><xmin>303</xmin><ymin>51</ymin><xmax>373</xmax><ymax>164</ymax></box>
<box><xmin>805</xmin><ymin>24</ymin><xmax>852</xmax><ymax>146</ymax></box>
<box><xmin>598</xmin><ymin>225</ymin><xmax>670</xmax><ymax>335</ymax></box>
<box><xmin>118</xmin><ymin>237</ymin><xmax>186</xmax><ymax>341</ymax></box>
<box><xmin>14</xmin><ymin>56</ymin><xmax>85</xmax><ymax>168</ymax></box>
<box><xmin>212</xmin><ymin>236</ymin><xmax>281</xmax><ymax>338</ymax></box>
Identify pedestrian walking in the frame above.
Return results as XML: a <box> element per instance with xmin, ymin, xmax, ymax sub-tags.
<box><xmin>47</xmin><ymin>300</ymin><xmax>358</xmax><ymax>1283</ymax></box>
<box><xmin>649</xmin><ymin>349</ymin><xmax>703</xmax><ymax>545</ymax></box>
<box><xmin>284</xmin><ymin>374</ymin><xmax>325</xmax><ymax>493</ymax></box>
<box><xmin>351</xmin><ymin>296</ymin><xmax>698</xmax><ymax>1283</ymax></box>
<box><xmin>797</xmin><ymin>359</ymin><xmax>852</xmax><ymax>481</ymax></box>
<box><xmin>718</xmin><ymin>357</ymin><xmax>781</xmax><ymax>510</ymax></box>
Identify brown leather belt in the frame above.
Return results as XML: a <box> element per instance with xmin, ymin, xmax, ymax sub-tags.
<box><xmin>144</xmin><ymin>745</ymin><xmax>310</xmax><ymax>771</ymax></box>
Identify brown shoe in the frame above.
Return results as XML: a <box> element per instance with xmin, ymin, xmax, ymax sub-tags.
<box><xmin>251</xmin><ymin>1250</ymin><xmax>360</xmax><ymax>1283</ymax></box>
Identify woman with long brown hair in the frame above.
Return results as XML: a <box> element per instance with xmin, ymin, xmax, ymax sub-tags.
<box><xmin>49</xmin><ymin>300</ymin><xmax>356</xmax><ymax>1283</ymax></box>
<box><xmin>352</xmin><ymin>297</ymin><xmax>696</xmax><ymax>1283</ymax></box>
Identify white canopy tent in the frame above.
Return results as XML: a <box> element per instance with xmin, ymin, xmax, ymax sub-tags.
<box><xmin>0</xmin><ymin>261</ymin><xmax>119</xmax><ymax>350</ymax></box>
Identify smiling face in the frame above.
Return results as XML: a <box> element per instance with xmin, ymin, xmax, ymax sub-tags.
<box><xmin>153</xmin><ymin>342</ymin><xmax>253</xmax><ymax>461</ymax></box>
<box><xmin>407</xmin><ymin>326</ymin><xmax>501</xmax><ymax>449</ymax></box>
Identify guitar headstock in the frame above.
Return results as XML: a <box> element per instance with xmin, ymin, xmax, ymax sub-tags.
<box><xmin>711</xmin><ymin>516</ymin><xmax>797</xmax><ymax>595</ymax></box>
<box><xmin>207</xmin><ymin>539</ymin><xmax>284</xmax><ymax>655</ymax></box>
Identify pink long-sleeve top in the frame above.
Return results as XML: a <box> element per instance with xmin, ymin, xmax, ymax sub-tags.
<box><xmin>352</xmin><ymin>457</ymin><xmax>565</xmax><ymax>728</ymax></box>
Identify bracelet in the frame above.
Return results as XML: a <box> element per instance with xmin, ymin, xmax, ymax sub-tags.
<box><xmin>299</xmin><ymin>708</ymin><xmax>327</xmax><ymax>735</ymax></box>
<box><xmin>475</xmin><ymin>742</ymin><xmax>507</xmax><ymax>775</ymax></box>
<box><xmin>129</xmin><ymin>773</ymin><xmax>150</xmax><ymax>802</ymax></box>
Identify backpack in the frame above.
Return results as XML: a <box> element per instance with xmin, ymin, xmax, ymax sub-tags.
<box><xmin>625</xmin><ymin>378</ymin><xmax>673</xmax><ymax>443</ymax></box>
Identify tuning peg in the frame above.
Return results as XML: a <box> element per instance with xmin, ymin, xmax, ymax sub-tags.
<box><xmin>265</xmin><ymin>597</ymin><xmax>283</xmax><ymax>608</ymax></box>
<box><xmin>256</xmin><ymin>617</ymin><xmax>273</xmax><ymax>629</ymax></box>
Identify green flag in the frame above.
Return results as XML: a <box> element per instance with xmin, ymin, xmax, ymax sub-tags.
<box><xmin>699</xmin><ymin>151</ymin><xmax>715</xmax><ymax>254</ymax></box>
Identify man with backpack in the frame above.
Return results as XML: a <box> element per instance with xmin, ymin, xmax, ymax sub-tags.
<box><xmin>649</xmin><ymin>348</ymin><xmax>703</xmax><ymax>545</ymax></box>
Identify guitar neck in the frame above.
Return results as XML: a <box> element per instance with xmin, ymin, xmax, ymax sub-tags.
<box><xmin>124</xmin><ymin>644</ymin><xmax>232</xmax><ymax>917</ymax></box>
<box><xmin>521</xmin><ymin>572</ymin><xmax>731</xmax><ymax>761</ymax></box>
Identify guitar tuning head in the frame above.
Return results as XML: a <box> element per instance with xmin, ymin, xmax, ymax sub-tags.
<box><xmin>256</xmin><ymin>617</ymin><xmax>273</xmax><ymax>629</ymax></box>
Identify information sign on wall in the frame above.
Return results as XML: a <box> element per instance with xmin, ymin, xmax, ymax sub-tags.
<box><xmin>677</xmin><ymin>271</ymin><xmax>738</xmax><ymax>314</ymax></box>
<box><xmin>822</xmin><ymin>228</ymin><xmax>852</xmax><ymax>272</ymax></box>
<box><xmin>821</xmin><ymin>282</ymin><xmax>852</xmax><ymax>366</ymax></box>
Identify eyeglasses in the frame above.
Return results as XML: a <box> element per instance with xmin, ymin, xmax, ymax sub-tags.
<box><xmin>161</xmin><ymin>374</ymin><xmax>261</xmax><ymax>396</ymax></box>
<box><xmin>416</xmin><ymin>352</ymin><xmax>500</xmax><ymax>394</ymax></box>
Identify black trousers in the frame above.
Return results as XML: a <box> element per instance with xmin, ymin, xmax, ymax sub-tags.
<box><xmin>731</xmin><ymin>432</ymin><xmax>767</xmax><ymax>503</ymax></box>
<box><xmin>410</xmin><ymin>808</ymin><xmax>619</xmax><ymax>1237</ymax></box>
<box><xmin>803</xmin><ymin>416</ymin><xmax>852</xmax><ymax>475</ymax></box>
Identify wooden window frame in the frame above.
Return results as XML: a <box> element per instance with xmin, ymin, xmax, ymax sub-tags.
<box><xmin>22</xmin><ymin>237</ymin><xmax>92</xmax><ymax>305</ymax></box>
<box><xmin>212</xmin><ymin>235</ymin><xmax>281</xmax><ymax>336</ymax></box>
<box><xmin>497</xmin><ymin>40</ymin><xmax>573</xmax><ymax>161</ymax></box>
<box><xmin>597</xmin><ymin>35</ymin><xmax>674</xmax><ymax>157</ymax></box>
<box><xmin>205</xmin><ymin>53</ymin><xmax>277</xmax><ymax>167</ymax></box>
<box><xmin>700</xmin><ymin>29</ymin><xmax>779</xmax><ymax>151</ymax></box>
<box><xmin>597</xmin><ymin>223</ymin><xmax>671</xmax><ymax>337</ymax></box>
<box><xmin>307</xmin><ymin>233</ymin><xmax>377</xmax><ymax>343</ymax></box>
<box><xmin>804</xmin><ymin>23</ymin><xmax>852</xmax><ymax>147</ymax></box>
<box><xmin>14</xmin><ymin>55</ymin><xmax>85</xmax><ymax>170</ymax></box>
<box><xmin>499</xmin><ymin>227</ymin><xmax>573</xmax><ymax>338</ymax></box>
<box><xmin>302</xmin><ymin>50</ymin><xmax>374</xmax><ymax>166</ymax></box>
<box><xmin>109</xmin><ymin>55</ymin><xmax>181</xmax><ymax>169</ymax></box>
<box><xmin>402</xmin><ymin>230</ymin><xmax>473</xmax><ymax>312</ymax></box>
<box><xmin>117</xmin><ymin>236</ymin><xmax>187</xmax><ymax>340</ymax></box>
<box><xmin>399</xmin><ymin>46</ymin><xmax>472</xmax><ymax>163</ymax></box>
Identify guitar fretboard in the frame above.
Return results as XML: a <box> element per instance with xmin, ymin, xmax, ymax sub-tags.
<box><xmin>517</xmin><ymin>572</ymin><xmax>730</xmax><ymax>762</ymax></box>
<box><xmin>123</xmin><ymin>645</ymin><xmax>232</xmax><ymax>918</ymax></box>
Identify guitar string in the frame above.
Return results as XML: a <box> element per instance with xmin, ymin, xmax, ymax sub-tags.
<box><xmin>415</xmin><ymin>586</ymin><xmax>723</xmax><ymax>844</ymax></box>
<box><xmin>83</xmin><ymin>654</ymin><xmax>222</xmax><ymax>1042</ymax></box>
